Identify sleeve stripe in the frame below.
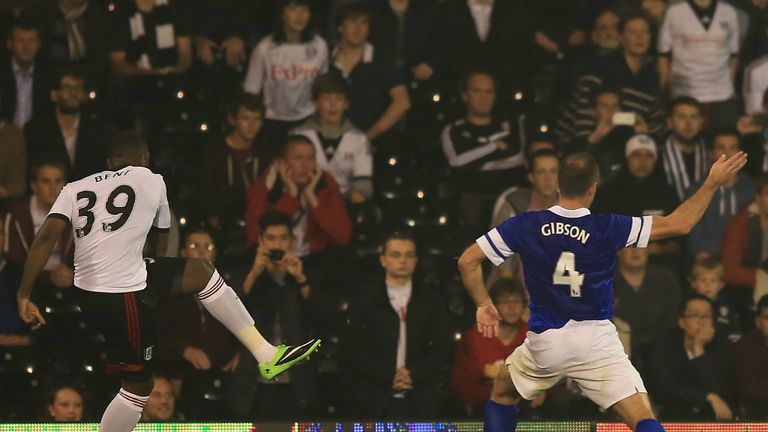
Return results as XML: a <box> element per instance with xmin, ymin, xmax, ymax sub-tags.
<box><xmin>487</xmin><ymin>228</ymin><xmax>512</xmax><ymax>257</ymax></box>
<box><xmin>476</xmin><ymin>235</ymin><xmax>505</xmax><ymax>267</ymax></box>
<box><xmin>637</xmin><ymin>216</ymin><xmax>653</xmax><ymax>248</ymax></box>
<box><xmin>47</xmin><ymin>213</ymin><xmax>71</xmax><ymax>223</ymax></box>
<box><xmin>625</xmin><ymin>217</ymin><xmax>641</xmax><ymax>247</ymax></box>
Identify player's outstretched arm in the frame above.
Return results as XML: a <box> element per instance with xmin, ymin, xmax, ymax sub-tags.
<box><xmin>458</xmin><ymin>244</ymin><xmax>501</xmax><ymax>338</ymax></box>
<box><xmin>650</xmin><ymin>152</ymin><xmax>748</xmax><ymax>241</ymax></box>
<box><xmin>16</xmin><ymin>216</ymin><xmax>68</xmax><ymax>329</ymax></box>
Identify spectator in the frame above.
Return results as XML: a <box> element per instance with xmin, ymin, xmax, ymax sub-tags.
<box><xmin>109</xmin><ymin>0</ymin><xmax>193</xmax><ymax>77</ymax></box>
<box><xmin>442</xmin><ymin>70</ymin><xmax>526</xmax><ymax>227</ymax></box>
<box><xmin>661</xmin><ymin>97</ymin><xmax>709</xmax><ymax>201</ymax></box>
<box><xmin>593</xmin><ymin>134</ymin><xmax>678</xmax><ymax>217</ymax></box>
<box><xmin>722</xmin><ymin>174</ymin><xmax>768</xmax><ymax>301</ymax></box>
<box><xmin>439</xmin><ymin>0</ymin><xmax>534</xmax><ymax>93</ymax></box>
<box><xmin>689</xmin><ymin>257</ymin><xmax>742</xmax><ymax>342</ymax></box>
<box><xmin>244</xmin><ymin>0</ymin><xmax>328</xmax><ymax>146</ymax></box>
<box><xmin>245</xmin><ymin>135</ymin><xmax>351</xmax><ymax>257</ymax></box>
<box><xmin>488</xmin><ymin>149</ymin><xmax>558</xmax><ymax>286</ymax></box>
<box><xmin>44</xmin><ymin>0</ymin><xmax>110</xmax><ymax>87</ymax></box>
<box><xmin>734</xmin><ymin>294</ymin><xmax>768</xmax><ymax>420</ymax></box>
<box><xmin>563</xmin><ymin>87</ymin><xmax>647</xmax><ymax>180</ymax></box>
<box><xmin>331</xmin><ymin>1</ymin><xmax>411</xmax><ymax>140</ymax></box>
<box><xmin>2</xmin><ymin>160</ymin><xmax>73</xmax><ymax>293</ymax></box>
<box><xmin>341</xmin><ymin>230</ymin><xmax>451</xmax><ymax>419</ymax></box>
<box><xmin>651</xmin><ymin>295</ymin><xmax>734</xmax><ymax>421</ymax></box>
<box><xmin>230</xmin><ymin>210</ymin><xmax>322</xmax><ymax>419</ymax></box>
<box><xmin>451</xmin><ymin>277</ymin><xmax>530</xmax><ymax>417</ymax></box>
<box><xmin>292</xmin><ymin>72</ymin><xmax>373</xmax><ymax>203</ymax></box>
<box><xmin>1</xmin><ymin>17</ymin><xmax>51</xmax><ymax>128</ymax></box>
<box><xmin>198</xmin><ymin>92</ymin><xmax>267</xmax><ymax>231</ymax></box>
<box><xmin>368</xmin><ymin>0</ymin><xmax>445</xmax><ymax>83</ymax></box>
<box><xmin>0</xmin><ymin>224</ymin><xmax>27</xmax><ymax>340</ymax></box>
<box><xmin>743</xmin><ymin>55</ymin><xmax>768</xmax><ymax>115</ymax></box>
<box><xmin>141</xmin><ymin>376</ymin><xmax>182</xmax><ymax>421</ymax></box>
<box><xmin>658</xmin><ymin>0</ymin><xmax>741</xmax><ymax>128</ymax></box>
<box><xmin>46</xmin><ymin>385</ymin><xmax>83</xmax><ymax>422</ymax></box>
<box><xmin>737</xmin><ymin>87</ymin><xmax>768</xmax><ymax>178</ymax></box>
<box><xmin>193</xmin><ymin>0</ymin><xmax>263</xmax><ymax>73</ymax></box>
<box><xmin>614</xmin><ymin>247</ymin><xmax>681</xmax><ymax>376</ymax></box>
<box><xmin>559</xmin><ymin>12</ymin><xmax>664</xmax><ymax>145</ymax></box>
<box><xmin>155</xmin><ymin>229</ymin><xmax>239</xmax><ymax>374</ymax></box>
<box><xmin>0</xmin><ymin>119</ymin><xmax>27</xmax><ymax>203</ymax></box>
<box><xmin>685</xmin><ymin>129</ymin><xmax>754</xmax><ymax>259</ymax></box>
<box><xmin>24</xmin><ymin>68</ymin><xmax>108</xmax><ymax>181</ymax></box>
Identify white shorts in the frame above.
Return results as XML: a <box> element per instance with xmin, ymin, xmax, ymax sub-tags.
<box><xmin>506</xmin><ymin>319</ymin><xmax>646</xmax><ymax>410</ymax></box>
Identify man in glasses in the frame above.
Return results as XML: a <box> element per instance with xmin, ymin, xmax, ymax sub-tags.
<box><xmin>650</xmin><ymin>294</ymin><xmax>734</xmax><ymax>420</ymax></box>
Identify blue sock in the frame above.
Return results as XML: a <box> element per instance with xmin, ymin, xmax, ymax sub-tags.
<box><xmin>636</xmin><ymin>419</ymin><xmax>665</xmax><ymax>432</ymax></box>
<box><xmin>484</xmin><ymin>400</ymin><xmax>518</xmax><ymax>432</ymax></box>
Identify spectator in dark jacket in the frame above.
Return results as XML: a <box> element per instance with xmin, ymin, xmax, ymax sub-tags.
<box><xmin>229</xmin><ymin>210</ymin><xmax>324</xmax><ymax>419</ymax></box>
<box><xmin>341</xmin><ymin>230</ymin><xmax>451</xmax><ymax>419</ymax></box>
<box><xmin>651</xmin><ymin>295</ymin><xmax>734</xmax><ymax>421</ymax></box>
<box><xmin>24</xmin><ymin>69</ymin><xmax>108</xmax><ymax>181</ymax></box>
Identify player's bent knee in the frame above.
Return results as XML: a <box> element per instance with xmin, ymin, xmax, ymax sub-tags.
<box><xmin>181</xmin><ymin>258</ymin><xmax>215</xmax><ymax>294</ymax></box>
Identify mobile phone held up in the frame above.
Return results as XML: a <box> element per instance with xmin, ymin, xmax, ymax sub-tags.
<box><xmin>612</xmin><ymin>112</ymin><xmax>636</xmax><ymax>126</ymax></box>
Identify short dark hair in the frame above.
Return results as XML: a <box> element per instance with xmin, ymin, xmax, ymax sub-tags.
<box><xmin>259</xmin><ymin>210</ymin><xmax>293</xmax><ymax>234</ymax></box>
<box><xmin>107</xmin><ymin>131</ymin><xmax>149</xmax><ymax>161</ymax></box>
<box><xmin>593</xmin><ymin>86</ymin><xmax>621</xmax><ymax>107</ymax></box>
<box><xmin>274</xmin><ymin>0</ymin><xmax>314</xmax><ymax>44</ymax></box>
<box><xmin>311</xmin><ymin>72</ymin><xmax>349</xmax><ymax>100</ymax></box>
<box><xmin>618</xmin><ymin>10</ymin><xmax>653</xmax><ymax>34</ymax></box>
<box><xmin>489</xmin><ymin>277</ymin><xmax>528</xmax><ymax>305</ymax></box>
<box><xmin>678</xmin><ymin>294</ymin><xmax>713</xmax><ymax>317</ymax></box>
<box><xmin>9</xmin><ymin>16</ymin><xmax>40</xmax><ymax>37</ymax></box>
<box><xmin>47</xmin><ymin>384</ymin><xmax>83</xmax><ymax>406</ymax></box>
<box><xmin>757</xmin><ymin>294</ymin><xmax>768</xmax><ymax>316</ymax></box>
<box><xmin>381</xmin><ymin>229</ymin><xmax>417</xmax><ymax>255</ymax></box>
<box><xmin>527</xmin><ymin>149</ymin><xmax>559</xmax><ymax>173</ymax></box>
<box><xmin>707</xmin><ymin>127</ymin><xmax>741</xmax><ymax>150</ymax></box>
<box><xmin>281</xmin><ymin>135</ymin><xmax>315</xmax><ymax>157</ymax></box>
<box><xmin>668</xmin><ymin>96</ymin><xmax>702</xmax><ymax>116</ymax></box>
<box><xmin>54</xmin><ymin>67</ymin><xmax>85</xmax><ymax>89</ymax></box>
<box><xmin>558</xmin><ymin>153</ymin><xmax>599</xmax><ymax>198</ymax></box>
<box><xmin>227</xmin><ymin>92</ymin><xmax>264</xmax><ymax>119</ymax></box>
<box><xmin>460</xmin><ymin>69</ymin><xmax>496</xmax><ymax>93</ymax></box>
<box><xmin>30</xmin><ymin>158</ymin><xmax>67</xmax><ymax>181</ymax></box>
<box><xmin>336</xmin><ymin>1</ymin><xmax>370</xmax><ymax>26</ymax></box>
<box><xmin>183</xmin><ymin>227</ymin><xmax>216</xmax><ymax>245</ymax></box>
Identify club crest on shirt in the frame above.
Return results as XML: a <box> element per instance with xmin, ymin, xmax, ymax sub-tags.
<box><xmin>305</xmin><ymin>45</ymin><xmax>318</xmax><ymax>59</ymax></box>
<box><xmin>144</xmin><ymin>345</ymin><xmax>154</xmax><ymax>361</ymax></box>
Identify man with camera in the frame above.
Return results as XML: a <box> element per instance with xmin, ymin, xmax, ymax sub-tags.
<box><xmin>231</xmin><ymin>210</ymin><xmax>323</xmax><ymax>418</ymax></box>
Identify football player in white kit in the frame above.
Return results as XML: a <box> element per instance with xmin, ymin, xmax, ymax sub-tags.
<box><xmin>458</xmin><ymin>151</ymin><xmax>747</xmax><ymax>432</ymax></box>
<box><xmin>16</xmin><ymin>131</ymin><xmax>320</xmax><ymax>431</ymax></box>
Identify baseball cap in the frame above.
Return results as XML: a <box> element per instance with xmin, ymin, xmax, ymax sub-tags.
<box><xmin>625</xmin><ymin>134</ymin><xmax>657</xmax><ymax>158</ymax></box>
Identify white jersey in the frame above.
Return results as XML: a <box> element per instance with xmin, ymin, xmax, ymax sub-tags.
<box><xmin>292</xmin><ymin>124</ymin><xmax>372</xmax><ymax>195</ymax></box>
<box><xmin>658</xmin><ymin>0</ymin><xmax>739</xmax><ymax>102</ymax></box>
<box><xmin>48</xmin><ymin>166</ymin><xmax>171</xmax><ymax>293</ymax></box>
<box><xmin>243</xmin><ymin>34</ymin><xmax>328</xmax><ymax>121</ymax></box>
<box><xmin>744</xmin><ymin>56</ymin><xmax>768</xmax><ymax>114</ymax></box>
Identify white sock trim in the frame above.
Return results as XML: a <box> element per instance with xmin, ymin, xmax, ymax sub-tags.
<box><xmin>117</xmin><ymin>389</ymin><xmax>149</xmax><ymax>412</ymax></box>
<box><xmin>198</xmin><ymin>270</ymin><xmax>226</xmax><ymax>303</ymax></box>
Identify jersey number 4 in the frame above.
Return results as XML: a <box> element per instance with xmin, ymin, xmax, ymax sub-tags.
<box><xmin>75</xmin><ymin>186</ymin><xmax>136</xmax><ymax>238</ymax></box>
<box><xmin>553</xmin><ymin>252</ymin><xmax>585</xmax><ymax>297</ymax></box>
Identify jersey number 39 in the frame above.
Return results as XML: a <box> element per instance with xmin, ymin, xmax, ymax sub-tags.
<box><xmin>553</xmin><ymin>252</ymin><xmax>584</xmax><ymax>297</ymax></box>
<box><xmin>75</xmin><ymin>186</ymin><xmax>136</xmax><ymax>238</ymax></box>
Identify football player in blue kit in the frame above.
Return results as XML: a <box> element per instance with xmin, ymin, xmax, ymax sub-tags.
<box><xmin>458</xmin><ymin>151</ymin><xmax>747</xmax><ymax>432</ymax></box>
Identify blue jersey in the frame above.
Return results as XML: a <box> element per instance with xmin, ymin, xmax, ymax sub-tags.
<box><xmin>477</xmin><ymin>206</ymin><xmax>653</xmax><ymax>333</ymax></box>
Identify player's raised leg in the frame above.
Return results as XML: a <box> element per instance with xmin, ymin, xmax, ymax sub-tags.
<box><xmin>612</xmin><ymin>393</ymin><xmax>665</xmax><ymax>432</ymax></box>
<box><xmin>180</xmin><ymin>257</ymin><xmax>320</xmax><ymax>380</ymax></box>
<box><xmin>98</xmin><ymin>375</ymin><xmax>153</xmax><ymax>432</ymax></box>
<box><xmin>485</xmin><ymin>366</ymin><xmax>523</xmax><ymax>432</ymax></box>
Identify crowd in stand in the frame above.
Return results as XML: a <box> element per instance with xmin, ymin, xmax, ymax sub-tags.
<box><xmin>1</xmin><ymin>0</ymin><xmax>768</xmax><ymax>423</ymax></box>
